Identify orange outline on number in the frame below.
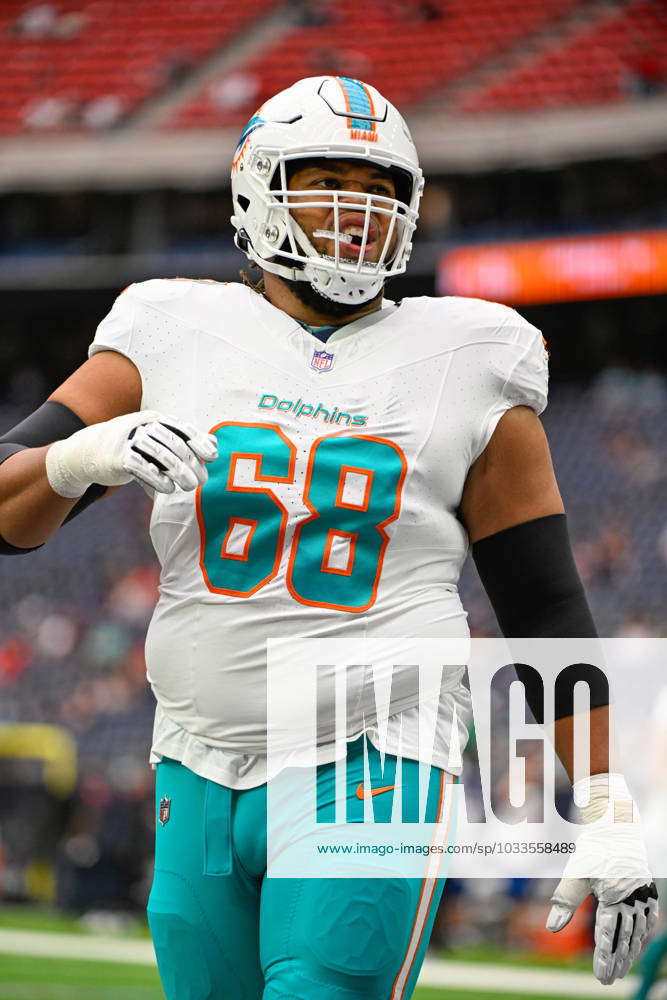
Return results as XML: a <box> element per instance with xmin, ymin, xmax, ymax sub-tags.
<box><xmin>321</xmin><ymin>529</ymin><xmax>358</xmax><ymax>577</ymax></box>
<box><xmin>335</xmin><ymin>465</ymin><xmax>374</xmax><ymax>512</ymax></box>
<box><xmin>220</xmin><ymin>517</ymin><xmax>258</xmax><ymax>562</ymax></box>
<box><xmin>286</xmin><ymin>432</ymin><xmax>408</xmax><ymax>614</ymax></box>
<box><xmin>196</xmin><ymin>421</ymin><xmax>296</xmax><ymax>598</ymax></box>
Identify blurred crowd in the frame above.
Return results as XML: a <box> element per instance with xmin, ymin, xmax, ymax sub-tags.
<box><xmin>460</xmin><ymin>364</ymin><xmax>667</xmax><ymax>638</ymax></box>
<box><xmin>0</xmin><ymin>476</ymin><xmax>158</xmax><ymax>913</ymax></box>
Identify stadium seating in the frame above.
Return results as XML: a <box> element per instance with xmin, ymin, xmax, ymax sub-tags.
<box><xmin>3</xmin><ymin>0</ymin><xmax>666</xmax><ymax>136</ymax></box>
<box><xmin>0</xmin><ymin>0</ymin><xmax>278</xmax><ymax>135</ymax></box>
<box><xmin>165</xmin><ymin>0</ymin><xmax>585</xmax><ymax>130</ymax></box>
<box><xmin>460</xmin><ymin>0</ymin><xmax>667</xmax><ymax>113</ymax></box>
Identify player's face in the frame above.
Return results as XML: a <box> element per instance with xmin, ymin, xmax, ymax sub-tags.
<box><xmin>287</xmin><ymin>160</ymin><xmax>398</xmax><ymax>265</ymax></box>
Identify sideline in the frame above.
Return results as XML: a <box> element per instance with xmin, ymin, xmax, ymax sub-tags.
<box><xmin>419</xmin><ymin>956</ymin><xmax>635</xmax><ymax>997</ymax></box>
<box><xmin>0</xmin><ymin>928</ymin><xmax>154</xmax><ymax>965</ymax></box>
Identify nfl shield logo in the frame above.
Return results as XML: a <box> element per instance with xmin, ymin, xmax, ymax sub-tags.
<box><xmin>311</xmin><ymin>349</ymin><xmax>334</xmax><ymax>373</ymax></box>
<box><xmin>159</xmin><ymin>796</ymin><xmax>171</xmax><ymax>825</ymax></box>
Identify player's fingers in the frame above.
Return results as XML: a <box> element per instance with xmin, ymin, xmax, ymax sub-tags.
<box><xmin>132</xmin><ymin>430</ymin><xmax>200</xmax><ymax>491</ymax></box>
<box><xmin>635</xmin><ymin>896</ymin><xmax>660</xmax><ymax>963</ymax></box>
<box><xmin>122</xmin><ymin>447</ymin><xmax>174</xmax><ymax>494</ymax></box>
<box><xmin>645</xmin><ymin>895</ymin><xmax>659</xmax><ymax>938</ymax></box>
<box><xmin>593</xmin><ymin>906</ymin><xmax>618</xmax><ymax>984</ymax></box>
<box><xmin>547</xmin><ymin>879</ymin><xmax>589</xmax><ymax>934</ymax></box>
<box><xmin>144</xmin><ymin>424</ymin><xmax>208</xmax><ymax>486</ymax></box>
<box><xmin>628</xmin><ymin>904</ymin><xmax>648</xmax><ymax>965</ymax></box>
<box><xmin>134</xmin><ymin>434</ymin><xmax>196</xmax><ymax>489</ymax></box>
<box><xmin>161</xmin><ymin>419</ymin><xmax>218</xmax><ymax>462</ymax></box>
<box><xmin>546</xmin><ymin>903</ymin><xmax>575</xmax><ymax>933</ymax></box>
<box><xmin>607</xmin><ymin>908</ymin><xmax>635</xmax><ymax>983</ymax></box>
<box><xmin>612</xmin><ymin>949</ymin><xmax>634</xmax><ymax>984</ymax></box>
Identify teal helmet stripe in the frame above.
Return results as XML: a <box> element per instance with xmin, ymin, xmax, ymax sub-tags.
<box><xmin>338</xmin><ymin>77</ymin><xmax>374</xmax><ymax>132</ymax></box>
<box><xmin>236</xmin><ymin>114</ymin><xmax>265</xmax><ymax>151</ymax></box>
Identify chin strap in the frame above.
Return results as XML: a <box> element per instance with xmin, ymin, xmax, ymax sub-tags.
<box><xmin>255</xmin><ymin>217</ymin><xmax>385</xmax><ymax>306</ymax></box>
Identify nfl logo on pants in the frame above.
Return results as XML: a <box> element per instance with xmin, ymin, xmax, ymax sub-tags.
<box><xmin>311</xmin><ymin>349</ymin><xmax>334</xmax><ymax>372</ymax></box>
<box><xmin>159</xmin><ymin>795</ymin><xmax>171</xmax><ymax>825</ymax></box>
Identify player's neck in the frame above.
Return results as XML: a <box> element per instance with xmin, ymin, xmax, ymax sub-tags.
<box><xmin>262</xmin><ymin>271</ymin><xmax>383</xmax><ymax>328</ymax></box>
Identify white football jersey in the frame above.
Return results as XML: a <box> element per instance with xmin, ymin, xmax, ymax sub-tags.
<box><xmin>89</xmin><ymin>279</ymin><xmax>548</xmax><ymax>788</ymax></box>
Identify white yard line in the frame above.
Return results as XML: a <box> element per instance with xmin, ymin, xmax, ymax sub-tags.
<box><xmin>419</xmin><ymin>956</ymin><xmax>637</xmax><ymax>997</ymax></box>
<box><xmin>0</xmin><ymin>928</ymin><xmax>638</xmax><ymax>997</ymax></box>
<box><xmin>0</xmin><ymin>929</ymin><xmax>155</xmax><ymax>965</ymax></box>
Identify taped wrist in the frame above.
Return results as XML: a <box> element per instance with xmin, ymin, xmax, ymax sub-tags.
<box><xmin>472</xmin><ymin>514</ymin><xmax>608</xmax><ymax>719</ymax></box>
<box><xmin>573</xmin><ymin>772</ymin><xmax>634</xmax><ymax>824</ymax></box>
<box><xmin>45</xmin><ymin>437</ymin><xmax>92</xmax><ymax>498</ymax></box>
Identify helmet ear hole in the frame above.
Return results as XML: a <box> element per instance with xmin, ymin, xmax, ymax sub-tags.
<box><xmin>236</xmin><ymin>194</ymin><xmax>250</xmax><ymax>212</ymax></box>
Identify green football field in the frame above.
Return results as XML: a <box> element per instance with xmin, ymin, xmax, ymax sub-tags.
<box><xmin>0</xmin><ymin>906</ymin><xmax>604</xmax><ymax>1000</ymax></box>
<box><xmin>0</xmin><ymin>953</ymin><xmax>594</xmax><ymax>1000</ymax></box>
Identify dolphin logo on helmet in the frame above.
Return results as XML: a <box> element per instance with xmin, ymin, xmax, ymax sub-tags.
<box><xmin>230</xmin><ymin>76</ymin><xmax>424</xmax><ymax>306</ymax></box>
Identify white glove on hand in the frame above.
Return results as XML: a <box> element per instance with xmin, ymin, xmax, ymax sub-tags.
<box><xmin>46</xmin><ymin>410</ymin><xmax>218</xmax><ymax>498</ymax></box>
<box><xmin>547</xmin><ymin>773</ymin><xmax>659</xmax><ymax>985</ymax></box>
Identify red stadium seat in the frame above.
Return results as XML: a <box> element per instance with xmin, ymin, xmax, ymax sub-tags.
<box><xmin>1</xmin><ymin>0</ymin><xmax>280</xmax><ymax>134</ymax></box>
<box><xmin>4</xmin><ymin>0</ymin><xmax>664</xmax><ymax>134</ymax></box>
<box><xmin>460</xmin><ymin>0</ymin><xmax>667</xmax><ymax>113</ymax></box>
<box><xmin>164</xmin><ymin>0</ymin><xmax>586</xmax><ymax>129</ymax></box>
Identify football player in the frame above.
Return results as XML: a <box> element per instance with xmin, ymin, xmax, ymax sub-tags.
<box><xmin>0</xmin><ymin>77</ymin><xmax>658</xmax><ymax>999</ymax></box>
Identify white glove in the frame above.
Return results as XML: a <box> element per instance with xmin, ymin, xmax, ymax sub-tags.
<box><xmin>46</xmin><ymin>410</ymin><xmax>218</xmax><ymax>498</ymax></box>
<box><xmin>547</xmin><ymin>773</ymin><xmax>659</xmax><ymax>985</ymax></box>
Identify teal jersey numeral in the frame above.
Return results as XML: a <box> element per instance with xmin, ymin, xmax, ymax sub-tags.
<box><xmin>198</xmin><ymin>424</ymin><xmax>406</xmax><ymax>612</ymax></box>
<box><xmin>287</xmin><ymin>435</ymin><xmax>406</xmax><ymax>611</ymax></box>
<box><xmin>198</xmin><ymin>423</ymin><xmax>295</xmax><ymax>597</ymax></box>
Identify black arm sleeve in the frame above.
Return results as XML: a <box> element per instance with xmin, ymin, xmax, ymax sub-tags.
<box><xmin>472</xmin><ymin>513</ymin><xmax>609</xmax><ymax>718</ymax></box>
<box><xmin>0</xmin><ymin>400</ymin><xmax>107</xmax><ymax>555</ymax></box>
<box><xmin>0</xmin><ymin>400</ymin><xmax>85</xmax><ymax>447</ymax></box>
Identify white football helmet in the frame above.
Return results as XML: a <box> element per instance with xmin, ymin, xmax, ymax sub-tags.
<box><xmin>230</xmin><ymin>76</ymin><xmax>423</xmax><ymax>305</ymax></box>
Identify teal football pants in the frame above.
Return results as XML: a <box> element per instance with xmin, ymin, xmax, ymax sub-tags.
<box><xmin>148</xmin><ymin>735</ymin><xmax>454</xmax><ymax>1000</ymax></box>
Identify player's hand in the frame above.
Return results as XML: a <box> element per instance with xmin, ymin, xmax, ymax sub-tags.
<box><xmin>123</xmin><ymin>415</ymin><xmax>218</xmax><ymax>494</ymax></box>
<box><xmin>547</xmin><ymin>773</ymin><xmax>659</xmax><ymax>985</ymax></box>
<box><xmin>46</xmin><ymin>410</ymin><xmax>218</xmax><ymax>498</ymax></box>
<box><xmin>548</xmin><ymin>876</ymin><xmax>658</xmax><ymax>985</ymax></box>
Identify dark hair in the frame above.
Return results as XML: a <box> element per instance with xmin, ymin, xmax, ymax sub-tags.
<box><xmin>240</xmin><ymin>266</ymin><xmax>265</xmax><ymax>295</ymax></box>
